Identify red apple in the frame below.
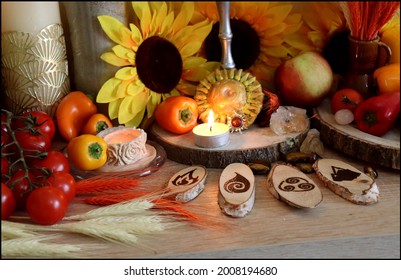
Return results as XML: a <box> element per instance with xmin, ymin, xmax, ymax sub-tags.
<box><xmin>274</xmin><ymin>51</ymin><xmax>333</xmax><ymax>108</ymax></box>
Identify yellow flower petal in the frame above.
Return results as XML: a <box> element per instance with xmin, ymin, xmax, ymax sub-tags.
<box><xmin>132</xmin><ymin>2</ymin><xmax>151</xmax><ymax>38</ymax></box>
<box><xmin>180</xmin><ymin>41</ymin><xmax>202</xmax><ymax>58</ymax></box>
<box><xmin>125</xmin><ymin>108</ymin><xmax>146</xmax><ymax>128</ymax></box>
<box><xmin>118</xmin><ymin>96</ymin><xmax>136</xmax><ymax>123</ymax></box>
<box><xmin>129</xmin><ymin>23</ymin><xmax>143</xmax><ymax>45</ymax></box>
<box><xmin>115</xmin><ymin>67</ymin><xmax>137</xmax><ymax>81</ymax></box>
<box><xmin>183</xmin><ymin>56</ymin><xmax>207</xmax><ymax>68</ymax></box>
<box><xmin>97</xmin><ymin>78</ymin><xmax>121</xmax><ymax>103</ymax></box>
<box><xmin>98</xmin><ymin>16</ymin><xmax>133</xmax><ymax>48</ymax></box>
<box><xmin>108</xmin><ymin>99</ymin><xmax>122</xmax><ymax>120</ymax></box>
<box><xmin>171</xmin><ymin>2</ymin><xmax>194</xmax><ymax>34</ymax></box>
<box><xmin>146</xmin><ymin>92</ymin><xmax>162</xmax><ymax>118</ymax></box>
<box><xmin>100</xmin><ymin>52</ymin><xmax>130</xmax><ymax>67</ymax></box>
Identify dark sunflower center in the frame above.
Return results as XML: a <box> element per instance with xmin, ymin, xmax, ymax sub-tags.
<box><xmin>136</xmin><ymin>36</ymin><xmax>183</xmax><ymax>93</ymax></box>
<box><xmin>204</xmin><ymin>19</ymin><xmax>260</xmax><ymax>70</ymax></box>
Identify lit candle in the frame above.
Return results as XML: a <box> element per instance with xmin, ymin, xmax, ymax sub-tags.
<box><xmin>1</xmin><ymin>2</ymin><xmax>62</xmax><ymax>34</ymax></box>
<box><xmin>193</xmin><ymin>110</ymin><xmax>230</xmax><ymax>148</ymax></box>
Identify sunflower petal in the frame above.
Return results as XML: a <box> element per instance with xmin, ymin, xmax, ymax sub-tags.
<box><xmin>108</xmin><ymin>99</ymin><xmax>122</xmax><ymax>120</ymax></box>
<box><xmin>132</xmin><ymin>2</ymin><xmax>151</xmax><ymax>38</ymax></box>
<box><xmin>180</xmin><ymin>41</ymin><xmax>202</xmax><ymax>57</ymax></box>
<box><xmin>129</xmin><ymin>23</ymin><xmax>143</xmax><ymax>45</ymax></box>
<box><xmin>98</xmin><ymin>16</ymin><xmax>133</xmax><ymax>48</ymax></box>
<box><xmin>146</xmin><ymin>92</ymin><xmax>162</xmax><ymax>118</ymax></box>
<box><xmin>125</xmin><ymin>107</ymin><xmax>146</xmax><ymax>127</ymax></box>
<box><xmin>183</xmin><ymin>56</ymin><xmax>207</xmax><ymax>68</ymax></box>
<box><xmin>115</xmin><ymin>67</ymin><xmax>137</xmax><ymax>81</ymax></box>
<box><xmin>171</xmin><ymin>2</ymin><xmax>194</xmax><ymax>34</ymax></box>
<box><xmin>100</xmin><ymin>52</ymin><xmax>130</xmax><ymax>67</ymax></box>
<box><xmin>97</xmin><ymin>78</ymin><xmax>121</xmax><ymax>103</ymax></box>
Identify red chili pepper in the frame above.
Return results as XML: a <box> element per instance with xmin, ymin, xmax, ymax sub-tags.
<box><xmin>354</xmin><ymin>91</ymin><xmax>400</xmax><ymax>137</ymax></box>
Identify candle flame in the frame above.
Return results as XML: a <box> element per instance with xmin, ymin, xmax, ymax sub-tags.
<box><xmin>208</xmin><ymin>110</ymin><xmax>214</xmax><ymax>132</ymax></box>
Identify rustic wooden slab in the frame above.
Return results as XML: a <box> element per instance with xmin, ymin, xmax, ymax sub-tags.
<box><xmin>149</xmin><ymin>122</ymin><xmax>309</xmax><ymax>168</ymax></box>
<box><xmin>218</xmin><ymin>163</ymin><xmax>255</xmax><ymax>218</ymax></box>
<box><xmin>315</xmin><ymin>98</ymin><xmax>400</xmax><ymax>170</ymax></box>
<box><xmin>313</xmin><ymin>158</ymin><xmax>380</xmax><ymax>205</ymax></box>
<box><xmin>267</xmin><ymin>164</ymin><xmax>323</xmax><ymax>208</ymax></box>
<box><xmin>165</xmin><ymin>165</ymin><xmax>207</xmax><ymax>203</ymax></box>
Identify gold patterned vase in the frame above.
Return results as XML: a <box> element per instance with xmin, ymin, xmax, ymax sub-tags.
<box><xmin>1</xmin><ymin>2</ymin><xmax>70</xmax><ymax>117</ymax></box>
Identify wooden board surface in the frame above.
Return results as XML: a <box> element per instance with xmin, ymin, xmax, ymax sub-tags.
<box><xmin>315</xmin><ymin>99</ymin><xmax>400</xmax><ymax>170</ymax></box>
<box><xmin>3</xmin><ymin>146</ymin><xmax>399</xmax><ymax>259</ymax></box>
<box><xmin>149</xmin><ymin>123</ymin><xmax>309</xmax><ymax>168</ymax></box>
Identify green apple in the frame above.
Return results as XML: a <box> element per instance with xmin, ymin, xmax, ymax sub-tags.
<box><xmin>274</xmin><ymin>51</ymin><xmax>334</xmax><ymax>108</ymax></box>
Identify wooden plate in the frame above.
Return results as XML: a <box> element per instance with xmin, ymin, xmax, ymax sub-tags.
<box><xmin>149</xmin><ymin>122</ymin><xmax>309</xmax><ymax>168</ymax></box>
<box><xmin>314</xmin><ymin>99</ymin><xmax>400</xmax><ymax>170</ymax></box>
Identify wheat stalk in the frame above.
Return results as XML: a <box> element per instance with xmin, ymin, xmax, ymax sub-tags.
<box><xmin>63</xmin><ymin>199</ymin><xmax>155</xmax><ymax>221</ymax></box>
<box><xmin>2</xmin><ymin>236</ymin><xmax>83</xmax><ymax>258</ymax></box>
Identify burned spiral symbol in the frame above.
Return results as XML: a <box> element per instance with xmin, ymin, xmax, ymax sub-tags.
<box><xmin>278</xmin><ymin>177</ymin><xmax>314</xmax><ymax>192</ymax></box>
<box><xmin>224</xmin><ymin>172</ymin><xmax>250</xmax><ymax>193</ymax></box>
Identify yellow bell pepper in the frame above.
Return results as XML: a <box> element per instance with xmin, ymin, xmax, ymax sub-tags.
<box><xmin>381</xmin><ymin>25</ymin><xmax>400</xmax><ymax>64</ymax></box>
<box><xmin>67</xmin><ymin>134</ymin><xmax>108</xmax><ymax>170</ymax></box>
<box><xmin>373</xmin><ymin>63</ymin><xmax>400</xmax><ymax>95</ymax></box>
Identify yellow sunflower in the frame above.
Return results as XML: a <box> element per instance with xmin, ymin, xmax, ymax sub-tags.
<box><xmin>288</xmin><ymin>2</ymin><xmax>347</xmax><ymax>52</ymax></box>
<box><xmin>191</xmin><ymin>2</ymin><xmax>305</xmax><ymax>89</ymax></box>
<box><xmin>96</xmin><ymin>2</ymin><xmax>220</xmax><ymax>128</ymax></box>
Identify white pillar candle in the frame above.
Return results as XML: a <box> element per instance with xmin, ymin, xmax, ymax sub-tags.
<box><xmin>1</xmin><ymin>1</ymin><xmax>61</xmax><ymax>34</ymax></box>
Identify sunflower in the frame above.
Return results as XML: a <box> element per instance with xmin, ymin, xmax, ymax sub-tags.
<box><xmin>96</xmin><ymin>2</ymin><xmax>220</xmax><ymax>128</ymax></box>
<box><xmin>191</xmin><ymin>2</ymin><xmax>305</xmax><ymax>89</ymax></box>
<box><xmin>288</xmin><ymin>2</ymin><xmax>347</xmax><ymax>52</ymax></box>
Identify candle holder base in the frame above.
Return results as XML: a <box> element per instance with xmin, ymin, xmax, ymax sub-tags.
<box><xmin>148</xmin><ymin>123</ymin><xmax>309</xmax><ymax>168</ymax></box>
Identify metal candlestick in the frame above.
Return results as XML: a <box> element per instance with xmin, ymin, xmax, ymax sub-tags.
<box><xmin>217</xmin><ymin>1</ymin><xmax>235</xmax><ymax>69</ymax></box>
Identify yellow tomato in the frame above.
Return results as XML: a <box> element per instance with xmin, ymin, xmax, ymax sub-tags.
<box><xmin>67</xmin><ymin>134</ymin><xmax>108</xmax><ymax>170</ymax></box>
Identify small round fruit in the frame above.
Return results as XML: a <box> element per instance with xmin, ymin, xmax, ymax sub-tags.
<box><xmin>2</xmin><ymin>183</ymin><xmax>16</xmax><ymax>220</ymax></box>
<box><xmin>331</xmin><ymin>88</ymin><xmax>364</xmax><ymax>114</ymax></box>
<box><xmin>334</xmin><ymin>109</ymin><xmax>354</xmax><ymax>125</ymax></box>
<box><xmin>26</xmin><ymin>186</ymin><xmax>68</xmax><ymax>225</ymax></box>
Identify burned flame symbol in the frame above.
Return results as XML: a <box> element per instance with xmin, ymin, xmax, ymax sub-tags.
<box><xmin>172</xmin><ymin>169</ymin><xmax>199</xmax><ymax>186</ymax></box>
<box><xmin>224</xmin><ymin>172</ymin><xmax>250</xmax><ymax>193</ymax></box>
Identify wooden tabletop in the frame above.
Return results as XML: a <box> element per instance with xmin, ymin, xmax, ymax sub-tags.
<box><xmin>4</xmin><ymin>146</ymin><xmax>400</xmax><ymax>259</ymax></box>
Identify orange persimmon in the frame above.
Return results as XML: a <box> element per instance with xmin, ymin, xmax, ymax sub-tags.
<box><xmin>81</xmin><ymin>113</ymin><xmax>113</xmax><ymax>135</ymax></box>
<box><xmin>154</xmin><ymin>96</ymin><xmax>199</xmax><ymax>134</ymax></box>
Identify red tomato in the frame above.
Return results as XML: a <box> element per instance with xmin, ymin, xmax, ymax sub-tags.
<box><xmin>2</xmin><ymin>183</ymin><xmax>16</xmax><ymax>220</ymax></box>
<box><xmin>8</xmin><ymin>169</ymin><xmax>35</xmax><ymax>210</ymax></box>
<box><xmin>14</xmin><ymin>129</ymin><xmax>51</xmax><ymax>158</ymax></box>
<box><xmin>1</xmin><ymin>157</ymin><xmax>9</xmax><ymax>182</ymax></box>
<box><xmin>14</xmin><ymin>110</ymin><xmax>56</xmax><ymax>140</ymax></box>
<box><xmin>26</xmin><ymin>186</ymin><xmax>68</xmax><ymax>225</ymax></box>
<box><xmin>331</xmin><ymin>88</ymin><xmax>364</xmax><ymax>114</ymax></box>
<box><xmin>45</xmin><ymin>171</ymin><xmax>76</xmax><ymax>202</ymax></box>
<box><xmin>29</xmin><ymin>150</ymin><xmax>70</xmax><ymax>175</ymax></box>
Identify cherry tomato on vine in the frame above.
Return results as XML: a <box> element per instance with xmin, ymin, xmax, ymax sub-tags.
<box><xmin>331</xmin><ymin>88</ymin><xmax>364</xmax><ymax>114</ymax></box>
<box><xmin>26</xmin><ymin>186</ymin><xmax>68</xmax><ymax>225</ymax></box>
<box><xmin>2</xmin><ymin>182</ymin><xmax>16</xmax><ymax>220</ymax></box>
<box><xmin>8</xmin><ymin>169</ymin><xmax>35</xmax><ymax>210</ymax></box>
<box><xmin>45</xmin><ymin>171</ymin><xmax>76</xmax><ymax>203</ymax></box>
<box><xmin>14</xmin><ymin>129</ymin><xmax>51</xmax><ymax>158</ymax></box>
<box><xmin>14</xmin><ymin>110</ymin><xmax>56</xmax><ymax>140</ymax></box>
<box><xmin>29</xmin><ymin>150</ymin><xmax>70</xmax><ymax>176</ymax></box>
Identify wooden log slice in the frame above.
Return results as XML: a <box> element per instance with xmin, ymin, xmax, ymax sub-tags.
<box><xmin>267</xmin><ymin>164</ymin><xmax>323</xmax><ymax>208</ymax></box>
<box><xmin>313</xmin><ymin>158</ymin><xmax>380</xmax><ymax>205</ymax></box>
<box><xmin>148</xmin><ymin>123</ymin><xmax>309</xmax><ymax>168</ymax></box>
<box><xmin>165</xmin><ymin>165</ymin><xmax>207</xmax><ymax>203</ymax></box>
<box><xmin>218</xmin><ymin>163</ymin><xmax>255</xmax><ymax>218</ymax></box>
<box><xmin>314</xmin><ymin>99</ymin><xmax>400</xmax><ymax>170</ymax></box>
